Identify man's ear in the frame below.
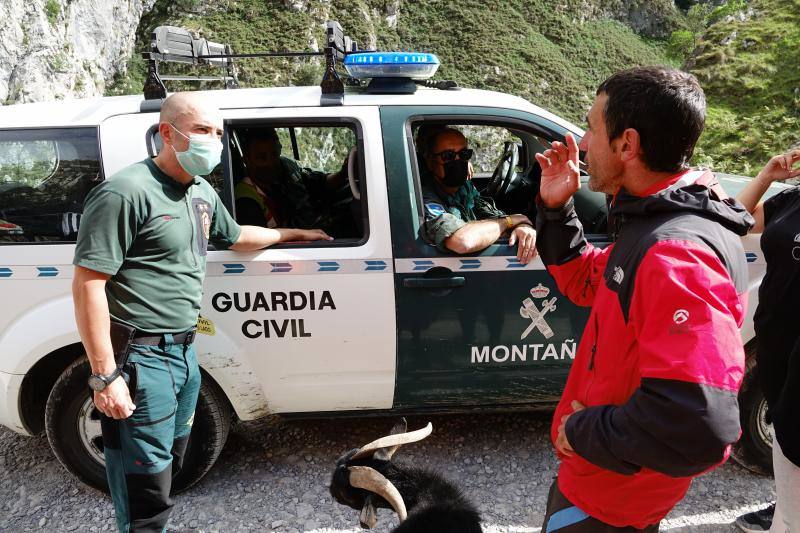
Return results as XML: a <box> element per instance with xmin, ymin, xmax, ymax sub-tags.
<box><xmin>159</xmin><ymin>122</ymin><xmax>174</xmax><ymax>147</ymax></box>
<box><xmin>617</xmin><ymin>128</ymin><xmax>641</xmax><ymax>164</ymax></box>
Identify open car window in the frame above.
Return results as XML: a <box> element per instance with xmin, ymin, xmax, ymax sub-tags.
<box><xmin>226</xmin><ymin>122</ymin><xmax>367</xmax><ymax>247</ymax></box>
<box><xmin>409</xmin><ymin>118</ymin><xmax>609</xmax><ymax>242</ymax></box>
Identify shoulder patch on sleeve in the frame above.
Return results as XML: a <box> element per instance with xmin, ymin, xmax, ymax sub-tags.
<box><xmin>425</xmin><ymin>203</ymin><xmax>446</xmax><ymax>217</ymax></box>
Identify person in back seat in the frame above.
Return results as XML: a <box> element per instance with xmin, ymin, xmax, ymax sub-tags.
<box><xmin>235</xmin><ymin>128</ymin><xmax>349</xmax><ymax>235</ymax></box>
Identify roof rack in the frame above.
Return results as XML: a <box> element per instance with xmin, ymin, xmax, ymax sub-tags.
<box><xmin>141</xmin><ymin>21</ymin><xmax>359</xmax><ymax>106</ymax></box>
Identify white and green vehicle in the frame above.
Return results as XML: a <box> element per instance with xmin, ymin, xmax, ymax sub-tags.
<box><xmin>0</xmin><ymin>23</ymin><xmax>780</xmax><ymax>492</ymax></box>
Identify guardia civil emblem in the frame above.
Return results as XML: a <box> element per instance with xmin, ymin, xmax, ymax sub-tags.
<box><xmin>520</xmin><ymin>283</ymin><xmax>557</xmax><ymax>340</ymax></box>
<box><xmin>198</xmin><ymin>203</ymin><xmax>211</xmax><ymax>240</ymax></box>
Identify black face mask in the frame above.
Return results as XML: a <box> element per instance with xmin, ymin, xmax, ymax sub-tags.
<box><xmin>441</xmin><ymin>159</ymin><xmax>469</xmax><ymax>187</ymax></box>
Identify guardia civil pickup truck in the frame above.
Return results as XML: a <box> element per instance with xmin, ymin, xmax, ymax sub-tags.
<box><xmin>0</xmin><ymin>23</ymin><xmax>781</xmax><ymax>492</ymax></box>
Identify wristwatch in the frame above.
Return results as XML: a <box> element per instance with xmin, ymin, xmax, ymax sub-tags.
<box><xmin>88</xmin><ymin>367</ymin><xmax>122</xmax><ymax>392</ymax></box>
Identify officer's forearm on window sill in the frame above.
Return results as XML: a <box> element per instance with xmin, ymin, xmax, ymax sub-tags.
<box><xmin>444</xmin><ymin>215</ymin><xmax>529</xmax><ymax>254</ymax></box>
<box><xmin>229</xmin><ymin>225</ymin><xmax>333</xmax><ymax>251</ymax></box>
<box><xmin>72</xmin><ymin>266</ymin><xmax>116</xmax><ymax>375</ymax></box>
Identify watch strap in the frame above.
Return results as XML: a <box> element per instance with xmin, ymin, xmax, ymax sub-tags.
<box><xmin>89</xmin><ymin>366</ymin><xmax>122</xmax><ymax>390</ymax></box>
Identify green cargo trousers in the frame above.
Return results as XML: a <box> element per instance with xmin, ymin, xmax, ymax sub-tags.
<box><xmin>101</xmin><ymin>335</ymin><xmax>201</xmax><ymax>533</ymax></box>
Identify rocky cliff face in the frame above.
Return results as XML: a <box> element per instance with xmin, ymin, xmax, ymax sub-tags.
<box><xmin>596</xmin><ymin>0</ymin><xmax>680</xmax><ymax>38</ymax></box>
<box><xmin>1</xmin><ymin>0</ymin><xmax>679</xmax><ymax>105</ymax></box>
<box><xmin>0</xmin><ymin>0</ymin><xmax>154</xmax><ymax>104</ymax></box>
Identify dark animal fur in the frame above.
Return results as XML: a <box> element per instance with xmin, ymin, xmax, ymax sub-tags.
<box><xmin>330</xmin><ymin>447</ymin><xmax>483</xmax><ymax>532</ymax></box>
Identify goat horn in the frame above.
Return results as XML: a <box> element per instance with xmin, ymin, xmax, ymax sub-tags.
<box><xmin>348</xmin><ymin>466</ymin><xmax>408</xmax><ymax>521</ymax></box>
<box><xmin>352</xmin><ymin>422</ymin><xmax>433</xmax><ymax>460</ymax></box>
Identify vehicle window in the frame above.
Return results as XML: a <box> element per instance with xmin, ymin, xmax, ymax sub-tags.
<box><xmin>0</xmin><ymin>128</ymin><xmax>103</xmax><ymax>243</ymax></box>
<box><xmin>229</xmin><ymin>122</ymin><xmax>366</xmax><ymax>246</ymax></box>
<box><xmin>457</xmin><ymin>125</ymin><xmax>523</xmax><ymax>176</ymax></box>
<box><xmin>410</xmin><ymin>119</ymin><xmax>608</xmax><ymax>241</ymax></box>
<box><xmin>410</xmin><ymin>122</ymin><xmax>533</xmax><ymax>228</ymax></box>
<box><xmin>278</xmin><ymin>127</ymin><xmax>356</xmax><ymax>174</ymax></box>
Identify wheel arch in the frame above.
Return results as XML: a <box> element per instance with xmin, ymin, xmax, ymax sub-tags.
<box><xmin>18</xmin><ymin>343</ymin><xmax>238</xmax><ymax>437</ymax></box>
<box><xmin>19</xmin><ymin>342</ymin><xmax>84</xmax><ymax>435</ymax></box>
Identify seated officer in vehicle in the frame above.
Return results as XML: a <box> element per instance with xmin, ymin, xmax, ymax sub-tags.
<box><xmin>234</xmin><ymin>128</ymin><xmax>349</xmax><ymax>235</ymax></box>
<box><xmin>420</xmin><ymin>127</ymin><xmax>537</xmax><ymax>263</ymax></box>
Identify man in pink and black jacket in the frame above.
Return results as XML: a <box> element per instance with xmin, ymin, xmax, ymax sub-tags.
<box><xmin>536</xmin><ymin>67</ymin><xmax>755</xmax><ymax>532</ymax></box>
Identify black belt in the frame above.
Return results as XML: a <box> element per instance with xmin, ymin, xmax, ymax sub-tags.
<box><xmin>131</xmin><ymin>329</ymin><xmax>196</xmax><ymax>346</ymax></box>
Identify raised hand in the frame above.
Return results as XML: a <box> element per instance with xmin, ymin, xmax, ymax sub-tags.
<box><xmin>535</xmin><ymin>133</ymin><xmax>581</xmax><ymax>208</ymax></box>
<box><xmin>757</xmin><ymin>149</ymin><xmax>800</xmax><ymax>184</ymax></box>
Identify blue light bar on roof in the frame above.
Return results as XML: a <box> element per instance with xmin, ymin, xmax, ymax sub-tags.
<box><xmin>344</xmin><ymin>52</ymin><xmax>440</xmax><ymax>80</ymax></box>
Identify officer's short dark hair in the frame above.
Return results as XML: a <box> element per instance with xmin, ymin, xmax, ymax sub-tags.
<box><xmin>597</xmin><ymin>67</ymin><xmax>706</xmax><ymax>173</ymax></box>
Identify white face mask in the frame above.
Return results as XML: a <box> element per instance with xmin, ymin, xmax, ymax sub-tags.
<box><xmin>169</xmin><ymin>123</ymin><xmax>223</xmax><ymax>176</ymax></box>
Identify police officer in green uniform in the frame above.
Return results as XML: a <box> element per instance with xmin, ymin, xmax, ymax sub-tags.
<box><xmin>72</xmin><ymin>92</ymin><xmax>331</xmax><ymax>533</ymax></box>
<box><xmin>235</xmin><ymin>128</ymin><xmax>351</xmax><ymax>235</ymax></box>
<box><xmin>420</xmin><ymin>127</ymin><xmax>537</xmax><ymax>263</ymax></box>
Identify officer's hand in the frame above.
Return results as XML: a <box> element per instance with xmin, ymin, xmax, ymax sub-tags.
<box><xmin>536</xmin><ymin>133</ymin><xmax>581</xmax><ymax>209</ymax></box>
<box><xmin>756</xmin><ymin>149</ymin><xmax>800</xmax><ymax>184</ymax></box>
<box><xmin>509</xmin><ymin>224</ymin><xmax>537</xmax><ymax>264</ymax></box>
<box><xmin>298</xmin><ymin>228</ymin><xmax>334</xmax><ymax>242</ymax></box>
<box><xmin>94</xmin><ymin>377</ymin><xmax>136</xmax><ymax>420</ymax></box>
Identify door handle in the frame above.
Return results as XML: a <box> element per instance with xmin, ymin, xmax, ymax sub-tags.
<box><xmin>403</xmin><ymin>276</ymin><xmax>466</xmax><ymax>289</ymax></box>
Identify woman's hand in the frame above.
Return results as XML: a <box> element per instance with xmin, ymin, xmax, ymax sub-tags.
<box><xmin>756</xmin><ymin>149</ymin><xmax>800</xmax><ymax>184</ymax></box>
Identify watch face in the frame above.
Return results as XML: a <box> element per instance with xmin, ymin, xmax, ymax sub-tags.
<box><xmin>88</xmin><ymin>375</ymin><xmax>106</xmax><ymax>392</ymax></box>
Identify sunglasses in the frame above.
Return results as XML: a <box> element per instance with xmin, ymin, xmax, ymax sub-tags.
<box><xmin>433</xmin><ymin>148</ymin><xmax>473</xmax><ymax>162</ymax></box>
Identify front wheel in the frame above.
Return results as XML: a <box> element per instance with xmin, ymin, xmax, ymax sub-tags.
<box><xmin>45</xmin><ymin>356</ymin><xmax>232</xmax><ymax>493</ymax></box>
<box><xmin>734</xmin><ymin>353</ymin><xmax>772</xmax><ymax>475</ymax></box>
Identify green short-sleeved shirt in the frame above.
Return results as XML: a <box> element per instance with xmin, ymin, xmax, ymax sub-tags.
<box><xmin>74</xmin><ymin>159</ymin><xmax>241</xmax><ymax>333</ymax></box>
<box><xmin>420</xmin><ymin>178</ymin><xmax>506</xmax><ymax>251</ymax></box>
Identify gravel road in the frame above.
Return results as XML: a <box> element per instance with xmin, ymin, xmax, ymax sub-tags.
<box><xmin>0</xmin><ymin>412</ymin><xmax>774</xmax><ymax>532</ymax></box>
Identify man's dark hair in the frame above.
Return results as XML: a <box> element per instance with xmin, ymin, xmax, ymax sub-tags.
<box><xmin>597</xmin><ymin>67</ymin><xmax>706</xmax><ymax>173</ymax></box>
<box><xmin>243</xmin><ymin>127</ymin><xmax>280</xmax><ymax>154</ymax></box>
<box><xmin>418</xmin><ymin>126</ymin><xmax>462</xmax><ymax>157</ymax></box>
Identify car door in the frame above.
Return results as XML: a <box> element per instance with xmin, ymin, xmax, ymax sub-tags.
<box><xmin>381</xmin><ymin>105</ymin><xmax>610</xmax><ymax>409</ymax></box>
<box><xmin>101</xmin><ymin>106</ymin><xmax>397</xmax><ymax>417</ymax></box>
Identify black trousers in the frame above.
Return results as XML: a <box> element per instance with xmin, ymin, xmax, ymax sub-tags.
<box><xmin>542</xmin><ymin>480</ymin><xmax>660</xmax><ymax>532</ymax></box>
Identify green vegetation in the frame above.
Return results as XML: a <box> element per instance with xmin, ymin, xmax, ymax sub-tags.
<box><xmin>50</xmin><ymin>52</ymin><xmax>68</xmax><ymax>73</ymax></box>
<box><xmin>106</xmin><ymin>54</ymin><xmax>148</xmax><ymax>97</ymax></box>
<box><xmin>668</xmin><ymin>3</ymin><xmax>711</xmax><ymax>62</ymax></box>
<box><xmin>45</xmin><ymin>0</ymin><xmax>60</xmax><ymax>26</ymax></box>
<box><xmin>690</xmin><ymin>0</ymin><xmax>800</xmax><ymax>174</ymax></box>
<box><xmin>107</xmin><ymin>0</ymin><xmax>798</xmax><ymax>175</ymax></box>
<box><xmin>112</xmin><ymin>0</ymin><xmax>677</xmax><ymax>124</ymax></box>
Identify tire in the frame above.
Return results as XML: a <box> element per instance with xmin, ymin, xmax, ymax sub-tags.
<box><xmin>734</xmin><ymin>352</ymin><xmax>773</xmax><ymax>475</ymax></box>
<box><xmin>45</xmin><ymin>356</ymin><xmax>232</xmax><ymax>494</ymax></box>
